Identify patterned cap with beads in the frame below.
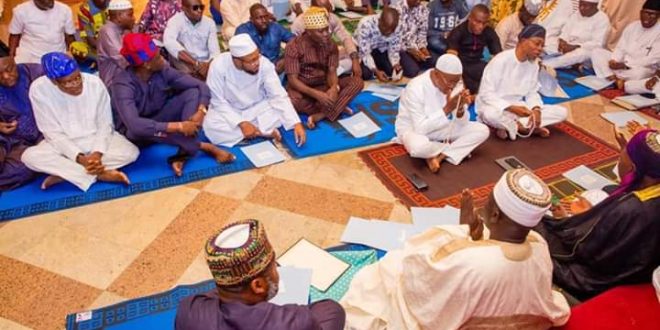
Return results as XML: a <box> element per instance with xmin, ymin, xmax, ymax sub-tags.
<box><xmin>205</xmin><ymin>219</ymin><xmax>275</xmax><ymax>286</ymax></box>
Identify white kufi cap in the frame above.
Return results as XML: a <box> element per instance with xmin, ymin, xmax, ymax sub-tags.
<box><xmin>229</xmin><ymin>34</ymin><xmax>258</xmax><ymax>58</ymax></box>
<box><xmin>435</xmin><ymin>54</ymin><xmax>463</xmax><ymax>75</ymax></box>
<box><xmin>492</xmin><ymin>169</ymin><xmax>552</xmax><ymax>227</ymax></box>
<box><xmin>108</xmin><ymin>0</ymin><xmax>132</xmax><ymax>11</ymax></box>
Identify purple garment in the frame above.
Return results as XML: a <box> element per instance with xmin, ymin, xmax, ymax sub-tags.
<box><xmin>0</xmin><ymin>63</ymin><xmax>44</xmax><ymax>190</ymax></box>
<box><xmin>612</xmin><ymin>129</ymin><xmax>660</xmax><ymax>197</ymax></box>
<box><xmin>98</xmin><ymin>21</ymin><xmax>131</xmax><ymax>86</ymax></box>
<box><xmin>138</xmin><ymin>0</ymin><xmax>182</xmax><ymax>41</ymax></box>
<box><xmin>110</xmin><ymin>66</ymin><xmax>210</xmax><ymax>155</ymax></box>
<box><xmin>174</xmin><ymin>290</ymin><xmax>345</xmax><ymax>330</ymax></box>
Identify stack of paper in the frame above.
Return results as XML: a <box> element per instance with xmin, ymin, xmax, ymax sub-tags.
<box><xmin>340</xmin><ymin>217</ymin><xmax>423</xmax><ymax>251</ymax></box>
<box><xmin>338</xmin><ymin>112</ymin><xmax>381</xmax><ymax>138</ymax></box>
<box><xmin>365</xmin><ymin>84</ymin><xmax>405</xmax><ymax>102</ymax></box>
<box><xmin>563</xmin><ymin>165</ymin><xmax>615</xmax><ymax>190</ymax></box>
<box><xmin>574</xmin><ymin>75</ymin><xmax>615</xmax><ymax>91</ymax></box>
<box><xmin>411</xmin><ymin>206</ymin><xmax>460</xmax><ymax>232</ymax></box>
<box><xmin>611</xmin><ymin>94</ymin><xmax>660</xmax><ymax>111</ymax></box>
<box><xmin>270</xmin><ymin>266</ymin><xmax>313</xmax><ymax>306</ymax></box>
<box><xmin>600</xmin><ymin>111</ymin><xmax>649</xmax><ymax>127</ymax></box>
<box><xmin>277</xmin><ymin>238</ymin><xmax>350</xmax><ymax>291</ymax></box>
<box><xmin>241</xmin><ymin>141</ymin><xmax>286</xmax><ymax>168</ymax></box>
<box><xmin>338</xmin><ymin>11</ymin><xmax>364</xmax><ymax>19</ymax></box>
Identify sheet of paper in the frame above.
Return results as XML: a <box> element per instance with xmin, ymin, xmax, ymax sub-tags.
<box><xmin>411</xmin><ymin>207</ymin><xmax>460</xmax><ymax>232</ymax></box>
<box><xmin>277</xmin><ymin>238</ymin><xmax>349</xmax><ymax>292</ymax></box>
<box><xmin>364</xmin><ymin>84</ymin><xmax>404</xmax><ymax>97</ymax></box>
<box><xmin>338</xmin><ymin>112</ymin><xmax>381</xmax><ymax>138</ymax></box>
<box><xmin>241</xmin><ymin>141</ymin><xmax>286</xmax><ymax>168</ymax></box>
<box><xmin>270</xmin><ymin>266</ymin><xmax>313</xmax><ymax>306</ymax></box>
<box><xmin>340</xmin><ymin>217</ymin><xmax>422</xmax><ymax>251</ymax></box>
<box><xmin>613</xmin><ymin>94</ymin><xmax>660</xmax><ymax>109</ymax></box>
<box><xmin>338</xmin><ymin>11</ymin><xmax>364</xmax><ymax>19</ymax></box>
<box><xmin>371</xmin><ymin>92</ymin><xmax>399</xmax><ymax>102</ymax></box>
<box><xmin>574</xmin><ymin>75</ymin><xmax>615</xmax><ymax>91</ymax></box>
<box><xmin>600</xmin><ymin>111</ymin><xmax>649</xmax><ymax>127</ymax></box>
<box><xmin>563</xmin><ymin>165</ymin><xmax>615</xmax><ymax>190</ymax></box>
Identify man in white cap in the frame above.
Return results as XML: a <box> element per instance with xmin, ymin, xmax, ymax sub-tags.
<box><xmin>395</xmin><ymin>54</ymin><xmax>489</xmax><ymax>173</ymax></box>
<box><xmin>477</xmin><ymin>24</ymin><xmax>568</xmax><ymax>140</ymax></box>
<box><xmin>203</xmin><ymin>34</ymin><xmax>306</xmax><ymax>147</ymax></box>
<box><xmin>542</xmin><ymin>0</ymin><xmax>611</xmax><ymax>69</ymax></box>
<box><xmin>341</xmin><ymin>168</ymin><xmax>571</xmax><ymax>329</ymax></box>
<box><xmin>97</xmin><ymin>0</ymin><xmax>135</xmax><ymax>86</ymax></box>
<box><xmin>496</xmin><ymin>0</ymin><xmax>543</xmax><ymax>50</ymax></box>
<box><xmin>175</xmin><ymin>219</ymin><xmax>346</xmax><ymax>330</ymax></box>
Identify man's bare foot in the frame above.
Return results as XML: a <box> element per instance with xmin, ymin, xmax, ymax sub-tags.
<box><xmin>343</xmin><ymin>107</ymin><xmax>354</xmax><ymax>115</ymax></box>
<box><xmin>533</xmin><ymin>127</ymin><xmax>550</xmax><ymax>138</ymax></box>
<box><xmin>306</xmin><ymin>113</ymin><xmax>326</xmax><ymax>129</ymax></box>
<box><xmin>98</xmin><ymin>170</ymin><xmax>130</xmax><ymax>185</ymax></box>
<box><xmin>615</xmin><ymin>78</ymin><xmax>625</xmax><ymax>90</ymax></box>
<box><xmin>41</xmin><ymin>175</ymin><xmax>64</xmax><ymax>190</ymax></box>
<box><xmin>201</xmin><ymin>142</ymin><xmax>235</xmax><ymax>163</ymax></box>
<box><xmin>171</xmin><ymin>160</ymin><xmax>185</xmax><ymax>177</ymax></box>
<box><xmin>495</xmin><ymin>129</ymin><xmax>509</xmax><ymax>140</ymax></box>
<box><xmin>270</xmin><ymin>129</ymin><xmax>282</xmax><ymax>142</ymax></box>
<box><xmin>426</xmin><ymin>157</ymin><xmax>441</xmax><ymax>173</ymax></box>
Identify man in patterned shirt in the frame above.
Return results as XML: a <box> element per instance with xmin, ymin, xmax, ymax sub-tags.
<box><xmin>393</xmin><ymin>0</ymin><xmax>434</xmax><ymax>77</ymax></box>
<box><xmin>77</xmin><ymin>0</ymin><xmax>109</xmax><ymax>56</ymax></box>
<box><xmin>355</xmin><ymin>7</ymin><xmax>404</xmax><ymax>82</ymax></box>
<box><xmin>428</xmin><ymin>0</ymin><xmax>469</xmax><ymax>56</ymax></box>
<box><xmin>285</xmin><ymin>7</ymin><xmax>364</xmax><ymax>129</ymax></box>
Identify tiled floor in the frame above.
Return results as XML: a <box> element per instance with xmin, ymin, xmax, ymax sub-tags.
<box><xmin>0</xmin><ymin>95</ymin><xmax>658</xmax><ymax>329</ymax></box>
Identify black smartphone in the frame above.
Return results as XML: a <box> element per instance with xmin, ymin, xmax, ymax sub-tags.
<box><xmin>407</xmin><ymin>173</ymin><xmax>428</xmax><ymax>191</ymax></box>
<box><xmin>495</xmin><ymin>156</ymin><xmax>530</xmax><ymax>171</ymax></box>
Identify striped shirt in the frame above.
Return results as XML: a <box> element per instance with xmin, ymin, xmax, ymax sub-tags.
<box><xmin>284</xmin><ymin>33</ymin><xmax>339</xmax><ymax>87</ymax></box>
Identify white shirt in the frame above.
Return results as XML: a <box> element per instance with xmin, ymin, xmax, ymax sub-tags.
<box><xmin>535</xmin><ymin>0</ymin><xmax>576</xmax><ymax>38</ymax></box>
<box><xmin>395</xmin><ymin>70</ymin><xmax>464</xmax><ymax>136</ymax></box>
<box><xmin>612</xmin><ymin>21</ymin><xmax>660</xmax><ymax>70</ymax></box>
<box><xmin>29</xmin><ymin>73</ymin><xmax>114</xmax><ymax>160</ymax></box>
<box><xmin>205</xmin><ymin>53</ymin><xmax>300</xmax><ymax>129</ymax></box>
<box><xmin>476</xmin><ymin>49</ymin><xmax>543</xmax><ymax>113</ymax></box>
<box><xmin>9</xmin><ymin>1</ymin><xmax>76</xmax><ymax>64</ymax></box>
<box><xmin>163</xmin><ymin>12</ymin><xmax>221</xmax><ymax>61</ymax></box>
<box><xmin>496</xmin><ymin>13</ymin><xmax>524</xmax><ymax>50</ymax></box>
<box><xmin>558</xmin><ymin>10</ymin><xmax>610</xmax><ymax>51</ymax></box>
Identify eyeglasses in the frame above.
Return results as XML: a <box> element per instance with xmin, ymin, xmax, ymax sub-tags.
<box><xmin>190</xmin><ymin>4</ymin><xmax>204</xmax><ymax>11</ymax></box>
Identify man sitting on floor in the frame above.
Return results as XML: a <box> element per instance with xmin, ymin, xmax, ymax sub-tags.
<box><xmin>163</xmin><ymin>0</ymin><xmax>220</xmax><ymax>80</ymax></box>
<box><xmin>22</xmin><ymin>52</ymin><xmax>138</xmax><ymax>191</ymax></box>
<box><xmin>590</xmin><ymin>0</ymin><xmax>660</xmax><ymax>91</ymax></box>
<box><xmin>447</xmin><ymin>4</ymin><xmax>502</xmax><ymax>93</ymax></box>
<box><xmin>392</xmin><ymin>0</ymin><xmax>434</xmax><ymax>77</ymax></box>
<box><xmin>111</xmin><ymin>33</ymin><xmax>234</xmax><ymax>177</ymax></box>
<box><xmin>175</xmin><ymin>219</ymin><xmax>346</xmax><ymax>330</ymax></box>
<box><xmin>476</xmin><ymin>24</ymin><xmax>567</xmax><ymax>140</ymax></box>
<box><xmin>341</xmin><ymin>168</ymin><xmax>571</xmax><ymax>329</ymax></box>
<box><xmin>354</xmin><ymin>8</ymin><xmax>403</xmax><ymax>81</ymax></box>
<box><xmin>285</xmin><ymin>7</ymin><xmax>364</xmax><ymax>129</ymax></box>
<box><xmin>496</xmin><ymin>0</ymin><xmax>542</xmax><ymax>50</ymax></box>
<box><xmin>395</xmin><ymin>54</ymin><xmax>489</xmax><ymax>173</ymax></box>
<box><xmin>0</xmin><ymin>46</ymin><xmax>43</xmax><ymax>190</ymax></box>
<box><xmin>291</xmin><ymin>0</ymin><xmax>361</xmax><ymax>77</ymax></box>
<box><xmin>97</xmin><ymin>0</ymin><xmax>135</xmax><ymax>86</ymax></box>
<box><xmin>542</xmin><ymin>0</ymin><xmax>610</xmax><ymax>69</ymax></box>
<box><xmin>236</xmin><ymin>4</ymin><xmax>295</xmax><ymax>74</ymax></box>
<box><xmin>203</xmin><ymin>34</ymin><xmax>306</xmax><ymax>148</ymax></box>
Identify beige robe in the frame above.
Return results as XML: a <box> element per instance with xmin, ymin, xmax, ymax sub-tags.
<box><xmin>341</xmin><ymin>225</ymin><xmax>571</xmax><ymax>330</ymax></box>
<box><xmin>601</xmin><ymin>0</ymin><xmax>645</xmax><ymax>50</ymax></box>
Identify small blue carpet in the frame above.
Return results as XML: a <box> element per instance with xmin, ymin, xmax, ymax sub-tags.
<box><xmin>542</xmin><ymin>68</ymin><xmax>595</xmax><ymax>105</ymax></box>
<box><xmin>0</xmin><ymin>142</ymin><xmax>254</xmax><ymax>221</ymax></box>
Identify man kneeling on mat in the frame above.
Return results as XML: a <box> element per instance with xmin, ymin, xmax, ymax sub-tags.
<box><xmin>395</xmin><ymin>54</ymin><xmax>489</xmax><ymax>173</ymax></box>
<box><xmin>175</xmin><ymin>219</ymin><xmax>346</xmax><ymax>330</ymax></box>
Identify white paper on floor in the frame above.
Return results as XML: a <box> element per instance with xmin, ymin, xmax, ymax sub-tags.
<box><xmin>277</xmin><ymin>238</ymin><xmax>350</xmax><ymax>292</ymax></box>
<box><xmin>241</xmin><ymin>140</ymin><xmax>286</xmax><ymax>168</ymax></box>
<box><xmin>338</xmin><ymin>112</ymin><xmax>381</xmax><ymax>138</ymax></box>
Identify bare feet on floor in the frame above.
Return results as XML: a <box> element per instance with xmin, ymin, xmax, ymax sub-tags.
<box><xmin>201</xmin><ymin>142</ymin><xmax>235</xmax><ymax>163</ymax></box>
<box><xmin>171</xmin><ymin>160</ymin><xmax>185</xmax><ymax>177</ymax></box>
<box><xmin>496</xmin><ymin>129</ymin><xmax>509</xmax><ymax>140</ymax></box>
<box><xmin>343</xmin><ymin>107</ymin><xmax>354</xmax><ymax>115</ymax></box>
<box><xmin>270</xmin><ymin>129</ymin><xmax>282</xmax><ymax>142</ymax></box>
<box><xmin>98</xmin><ymin>170</ymin><xmax>130</xmax><ymax>185</ymax></box>
<box><xmin>533</xmin><ymin>127</ymin><xmax>551</xmax><ymax>138</ymax></box>
<box><xmin>425</xmin><ymin>154</ymin><xmax>447</xmax><ymax>173</ymax></box>
<box><xmin>41</xmin><ymin>175</ymin><xmax>64</xmax><ymax>190</ymax></box>
<box><xmin>306</xmin><ymin>113</ymin><xmax>326</xmax><ymax>129</ymax></box>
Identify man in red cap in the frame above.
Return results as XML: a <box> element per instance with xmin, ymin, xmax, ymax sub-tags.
<box><xmin>110</xmin><ymin>33</ymin><xmax>234</xmax><ymax>177</ymax></box>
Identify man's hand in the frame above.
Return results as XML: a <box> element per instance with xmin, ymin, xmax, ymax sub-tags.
<box><xmin>196</xmin><ymin>61</ymin><xmax>211</xmax><ymax>78</ymax></box>
<box><xmin>276</xmin><ymin>58</ymin><xmax>286</xmax><ymax>74</ymax></box>
<box><xmin>178</xmin><ymin>121</ymin><xmax>199</xmax><ymax>136</ymax></box>
<box><xmin>445</xmin><ymin>89</ymin><xmax>470</xmax><ymax>114</ymax></box>
<box><xmin>293</xmin><ymin>123</ymin><xmax>306</xmax><ymax>147</ymax></box>
<box><xmin>392</xmin><ymin>64</ymin><xmax>403</xmax><ymax>82</ymax></box>
<box><xmin>374</xmin><ymin>70</ymin><xmax>389</xmax><ymax>82</ymax></box>
<box><xmin>0</xmin><ymin>120</ymin><xmax>17</xmax><ymax>135</ymax></box>
<box><xmin>531</xmin><ymin>107</ymin><xmax>542</xmax><ymax>128</ymax></box>
<box><xmin>239</xmin><ymin>121</ymin><xmax>261</xmax><ymax>139</ymax></box>
<box><xmin>407</xmin><ymin>48</ymin><xmax>424</xmax><ymax>62</ymax></box>
<box><xmin>506</xmin><ymin>105</ymin><xmax>532</xmax><ymax>117</ymax></box>
<box><xmin>327</xmin><ymin>86</ymin><xmax>339</xmax><ymax>103</ymax></box>
<box><xmin>645</xmin><ymin>76</ymin><xmax>658</xmax><ymax>90</ymax></box>
<box><xmin>608</xmin><ymin>60</ymin><xmax>627</xmax><ymax>70</ymax></box>
<box><xmin>77</xmin><ymin>152</ymin><xmax>105</xmax><ymax>175</ymax></box>
<box><xmin>351</xmin><ymin>59</ymin><xmax>362</xmax><ymax>78</ymax></box>
<box><xmin>459</xmin><ymin>189</ymin><xmax>484</xmax><ymax>241</ymax></box>
<box><xmin>314</xmin><ymin>90</ymin><xmax>335</xmax><ymax>108</ymax></box>
<box><xmin>189</xmin><ymin>106</ymin><xmax>206</xmax><ymax>126</ymax></box>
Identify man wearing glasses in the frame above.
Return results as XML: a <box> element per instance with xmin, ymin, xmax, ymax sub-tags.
<box><xmin>163</xmin><ymin>0</ymin><xmax>221</xmax><ymax>79</ymax></box>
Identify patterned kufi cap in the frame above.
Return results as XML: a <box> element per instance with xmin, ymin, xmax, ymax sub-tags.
<box><xmin>303</xmin><ymin>6</ymin><xmax>329</xmax><ymax>30</ymax></box>
<box><xmin>205</xmin><ymin>219</ymin><xmax>275</xmax><ymax>286</ymax></box>
<box><xmin>120</xmin><ymin>33</ymin><xmax>159</xmax><ymax>67</ymax></box>
<box><xmin>41</xmin><ymin>52</ymin><xmax>79</xmax><ymax>79</ymax></box>
<box><xmin>493</xmin><ymin>169</ymin><xmax>552</xmax><ymax>227</ymax></box>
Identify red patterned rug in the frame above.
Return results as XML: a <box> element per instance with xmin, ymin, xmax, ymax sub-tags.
<box><xmin>599</xmin><ymin>89</ymin><xmax>660</xmax><ymax>120</ymax></box>
<box><xmin>359</xmin><ymin>122</ymin><xmax>620</xmax><ymax>208</ymax></box>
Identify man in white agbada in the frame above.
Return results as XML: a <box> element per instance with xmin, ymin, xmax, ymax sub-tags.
<box><xmin>395</xmin><ymin>54</ymin><xmax>489</xmax><ymax>173</ymax></box>
<box><xmin>476</xmin><ymin>24</ymin><xmax>567</xmax><ymax>140</ymax></box>
<box><xmin>534</xmin><ymin>0</ymin><xmax>576</xmax><ymax>44</ymax></box>
<box><xmin>21</xmin><ymin>52</ymin><xmax>138</xmax><ymax>191</ymax></box>
<box><xmin>495</xmin><ymin>0</ymin><xmax>543</xmax><ymax>50</ymax></box>
<box><xmin>341</xmin><ymin>168</ymin><xmax>571</xmax><ymax>330</ymax></box>
<box><xmin>590</xmin><ymin>0</ymin><xmax>660</xmax><ymax>92</ymax></box>
<box><xmin>203</xmin><ymin>34</ymin><xmax>307</xmax><ymax>148</ymax></box>
<box><xmin>542</xmin><ymin>0</ymin><xmax>610</xmax><ymax>69</ymax></box>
